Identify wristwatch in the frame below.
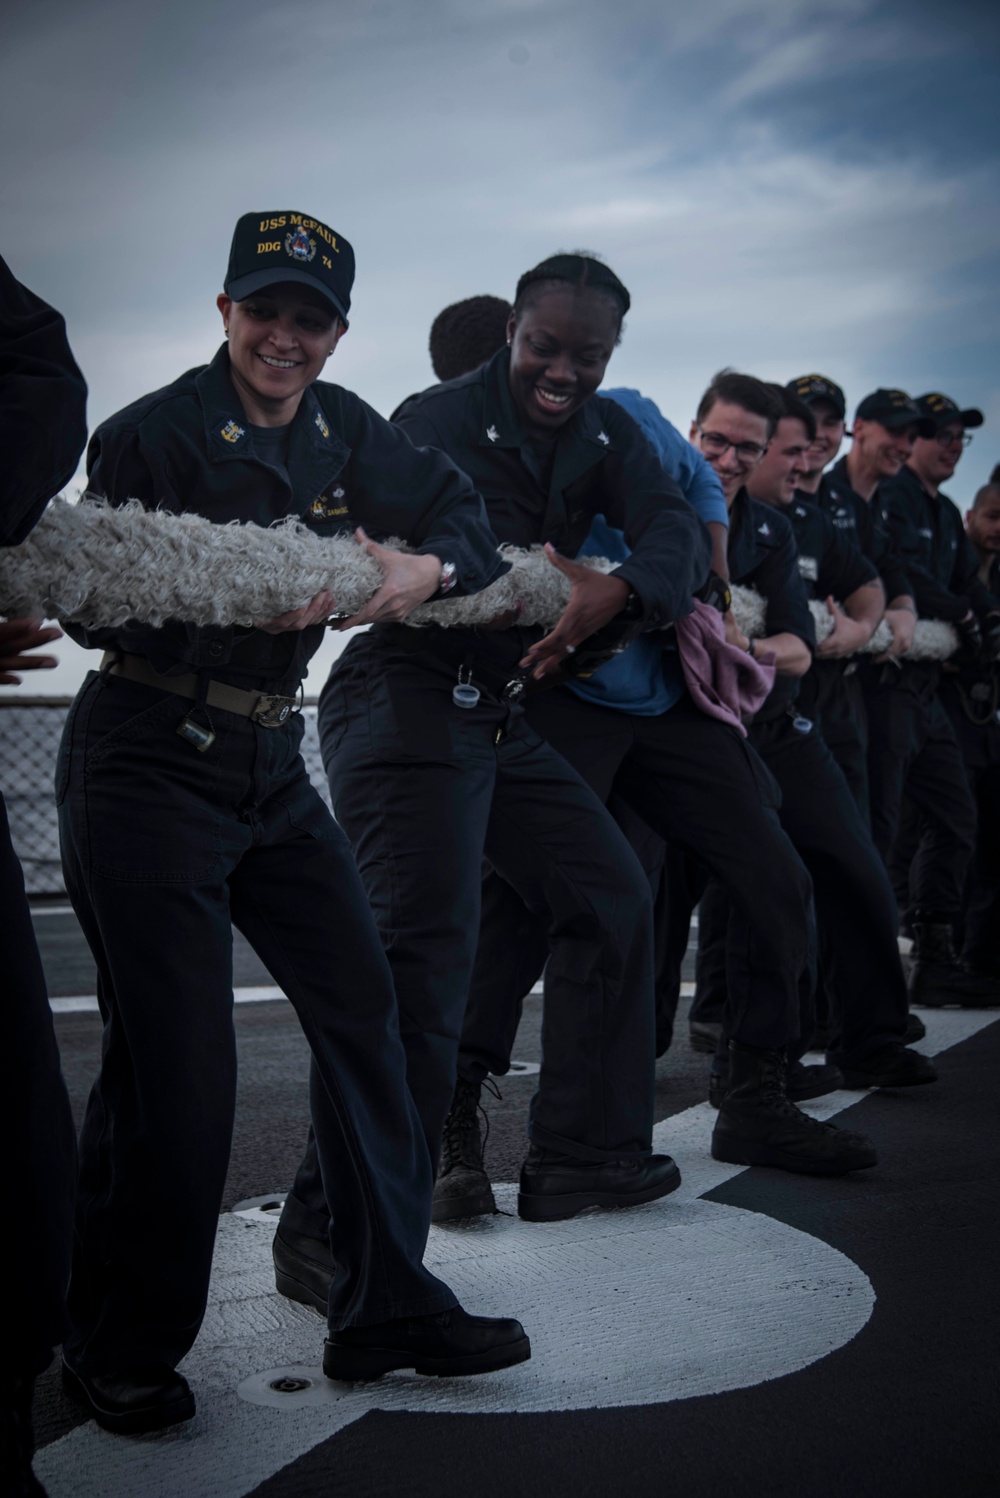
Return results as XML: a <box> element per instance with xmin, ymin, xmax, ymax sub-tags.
<box><xmin>437</xmin><ymin>560</ymin><xmax>457</xmax><ymax>595</ymax></box>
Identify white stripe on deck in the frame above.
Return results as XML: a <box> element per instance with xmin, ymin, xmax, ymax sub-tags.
<box><xmin>34</xmin><ymin>1009</ymin><xmax>998</xmax><ymax>1498</ymax></box>
<box><xmin>52</xmin><ymin>982</ymin><xmax>697</xmax><ymax>1013</ymax></box>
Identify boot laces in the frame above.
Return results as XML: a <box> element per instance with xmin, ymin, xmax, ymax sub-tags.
<box><xmin>758</xmin><ymin>1056</ymin><xmax>837</xmax><ymax>1133</ymax></box>
<box><xmin>440</xmin><ymin>1076</ymin><xmax>501</xmax><ymax>1172</ymax></box>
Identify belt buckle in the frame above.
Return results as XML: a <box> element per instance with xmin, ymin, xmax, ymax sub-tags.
<box><xmin>252</xmin><ymin>693</ymin><xmax>297</xmax><ymax>728</ymax></box>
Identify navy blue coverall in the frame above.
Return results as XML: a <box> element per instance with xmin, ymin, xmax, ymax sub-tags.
<box><xmin>685</xmin><ymin>491</ymin><xmax>910</xmax><ymax>1063</ymax></box>
<box><xmin>854</xmin><ymin>461</ymin><xmax>985</xmax><ymax>921</ymax></box>
<box><xmin>880</xmin><ymin>464</ymin><xmax>1000</xmax><ymax>931</ymax></box>
<box><xmin>284</xmin><ymin>347</ymin><xmax>711</xmax><ymax>1265</ymax></box>
<box><xmin>58</xmin><ymin>344</ymin><xmax>506</xmax><ymax>1373</ymax></box>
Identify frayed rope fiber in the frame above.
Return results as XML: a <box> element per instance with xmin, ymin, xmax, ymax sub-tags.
<box><xmin>730</xmin><ymin>584</ymin><xmax>958</xmax><ymax>663</ymax></box>
<box><xmin>0</xmin><ymin>498</ymin><xmax>959</xmax><ymax>661</ymax></box>
<box><xmin>0</xmin><ymin>498</ymin><xmax>616</xmax><ymax>631</ymax></box>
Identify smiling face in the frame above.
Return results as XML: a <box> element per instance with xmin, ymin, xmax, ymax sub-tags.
<box><xmin>911</xmin><ymin>421</ymin><xmax>966</xmax><ymax>488</ymax></box>
<box><xmin>851</xmin><ymin>416</ymin><xmax>918</xmax><ymax>479</ymax></box>
<box><xmin>801</xmin><ymin>401</ymin><xmax>846</xmax><ymax>478</ymax></box>
<box><xmin>506</xmin><ymin>287</ymin><xmax>619</xmax><ymax>435</ymax></box>
<box><xmin>689</xmin><ymin>398</ymin><xmax>771</xmax><ymax>505</ymax></box>
<box><xmin>217</xmin><ymin>283</ymin><xmax>344</xmax><ymax>425</ymax></box>
<box><xmin>747</xmin><ymin>415</ymin><xmax>812</xmax><ymax>507</ymax></box>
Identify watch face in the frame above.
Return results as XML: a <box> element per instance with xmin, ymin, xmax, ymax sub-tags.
<box><xmin>438</xmin><ymin>561</ymin><xmax>457</xmax><ymax>594</ymax></box>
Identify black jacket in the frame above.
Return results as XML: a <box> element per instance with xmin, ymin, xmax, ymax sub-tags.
<box><xmin>881</xmin><ymin>464</ymin><xmax>1000</xmax><ymax>624</ymax></box>
<box><xmin>0</xmin><ymin>254</ymin><xmax>87</xmax><ymax>547</ymax></box>
<box><xmin>814</xmin><ymin>458</ymin><xmax>912</xmax><ymax>605</ymax></box>
<box><xmin>393</xmin><ymin>347</ymin><xmax>711</xmax><ymax>631</ymax></box>
<box><xmin>727</xmin><ymin>490</ymin><xmax>816</xmax><ymax>721</ymax></box>
<box><xmin>785</xmin><ymin>497</ymin><xmax>878</xmax><ymax>603</ymax></box>
<box><xmin>75</xmin><ymin>344</ymin><xmax>506</xmax><ymax>688</ymax></box>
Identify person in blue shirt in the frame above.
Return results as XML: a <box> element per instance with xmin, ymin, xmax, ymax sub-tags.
<box><xmin>416</xmin><ymin>294</ymin><xmax>876</xmax><ymax>1218</ymax></box>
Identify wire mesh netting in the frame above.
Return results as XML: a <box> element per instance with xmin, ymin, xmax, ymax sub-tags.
<box><xmin>0</xmin><ymin>700</ymin><xmax>333</xmax><ymax>897</ymax></box>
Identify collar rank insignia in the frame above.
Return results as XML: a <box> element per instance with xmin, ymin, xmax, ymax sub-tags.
<box><xmin>597</xmin><ymin>430</ymin><xmax>610</xmax><ymax>445</ymax></box>
<box><xmin>220</xmin><ymin>419</ymin><xmax>245</xmax><ymax>444</ymax></box>
<box><xmin>315</xmin><ymin>411</ymin><xmax>330</xmax><ymax>439</ymax></box>
<box><xmin>758</xmin><ymin>521</ymin><xmax>771</xmax><ymax>536</ymax></box>
<box><xmin>486</xmin><ymin>424</ymin><xmax>499</xmax><ymax>443</ymax></box>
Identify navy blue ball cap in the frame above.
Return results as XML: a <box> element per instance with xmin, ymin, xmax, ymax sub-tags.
<box><xmin>915</xmin><ymin>392</ymin><xmax>984</xmax><ymax>432</ymax></box>
<box><xmin>225</xmin><ymin>211</ymin><xmax>355</xmax><ymax>325</ymax></box>
<box><xmin>854</xmin><ymin>388</ymin><xmax>936</xmax><ymax>439</ymax></box>
<box><xmin>786</xmin><ymin>373</ymin><xmax>846</xmax><ymax>419</ymax></box>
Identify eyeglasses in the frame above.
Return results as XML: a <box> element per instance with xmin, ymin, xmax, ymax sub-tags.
<box><xmin>697</xmin><ymin>427</ymin><xmax>767</xmax><ymax>463</ymax></box>
<box><xmin>934</xmin><ymin>429</ymin><xmax>973</xmax><ymax>449</ymax></box>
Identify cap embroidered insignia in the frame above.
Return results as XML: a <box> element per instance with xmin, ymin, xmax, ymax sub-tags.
<box><xmin>285</xmin><ymin>227</ymin><xmax>316</xmax><ymax>263</ymax></box>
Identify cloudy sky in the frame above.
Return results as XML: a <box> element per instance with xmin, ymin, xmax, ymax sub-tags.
<box><xmin>2</xmin><ymin>0</ymin><xmax>998</xmax><ymax>691</ymax></box>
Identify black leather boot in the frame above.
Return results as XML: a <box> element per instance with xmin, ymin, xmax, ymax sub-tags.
<box><xmin>61</xmin><ymin>1362</ymin><xmax>195</xmax><ymax>1435</ymax></box>
<box><xmin>708</xmin><ymin>1058</ymin><xmax>844</xmax><ymax>1109</ymax></box>
<box><xmin>711</xmin><ymin>1042</ymin><xmax>877</xmax><ymax>1175</ymax></box>
<box><xmin>324</xmin><ymin>1304</ymin><xmax>530</xmax><ymax>1381</ymax></box>
<box><xmin>517</xmin><ymin>1145</ymin><xmax>680</xmax><ymax>1221</ymax></box>
<box><xmin>432</xmin><ymin>1079</ymin><xmax>498</xmax><ymax>1222</ymax></box>
<box><xmin>273</xmin><ymin>1224</ymin><xmax>334</xmax><ymax>1316</ymax></box>
<box><xmin>836</xmin><ymin>1042</ymin><xmax>937</xmax><ymax>1089</ymax></box>
<box><xmin>908</xmin><ymin>922</ymin><xmax>1000</xmax><ymax>1008</ymax></box>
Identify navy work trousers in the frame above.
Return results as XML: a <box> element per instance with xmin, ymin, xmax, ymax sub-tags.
<box><xmin>690</xmin><ymin>712</ymin><xmax>909</xmax><ymax>1061</ymax></box>
<box><xmin>281</xmin><ymin>628</ymin><xmax>657</xmax><ymax>1256</ymax></box>
<box><xmin>797</xmin><ymin>661</ymin><xmax>869</xmax><ymax>821</ymax></box>
<box><xmin>456</xmin><ymin>689</ymin><xmax>811</xmax><ymax>1087</ymax></box>
<box><xmin>57</xmin><ymin>671</ymin><xmax>454</xmax><ymax>1375</ymax></box>
<box><xmin>320</xmin><ymin>629</ymin><xmax>657</xmax><ymax>1164</ymax></box>
<box><xmin>3</xmin><ymin>792</ymin><xmax>77</xmax><ymax>1370</ymax></box>
<box><xmin>862</xmin><ymin>662</ymin><xmax>976</xmax><ymax>920</ymax></box>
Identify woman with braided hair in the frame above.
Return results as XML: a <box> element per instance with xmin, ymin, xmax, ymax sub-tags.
<box><xmin>273</xmin><ymin>253</ymin><xmax>711</xmax><ymax>1302</ymax></box>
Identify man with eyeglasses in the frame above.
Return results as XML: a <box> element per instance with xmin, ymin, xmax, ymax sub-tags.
<box><xmin>855</xmin><ymin>393</ymin><xmax>999</xmax><ymax>1006</ymax></box>
<box><xmin>687</xmin><ymin>378</ymin><xmax>934</xmax><ymax>1105</ymax></box>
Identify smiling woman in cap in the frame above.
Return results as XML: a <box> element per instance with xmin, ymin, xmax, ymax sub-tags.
<box><xmin>54</xmin><ymin>209</ymin><xmax>531</xmax><ymax>1437</ymax></box>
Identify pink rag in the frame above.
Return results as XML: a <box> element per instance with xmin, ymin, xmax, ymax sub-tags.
<box><xmin>674</xmin><ymin>598</ymin><xmax>775</xmax><ymax>736</ymax></box>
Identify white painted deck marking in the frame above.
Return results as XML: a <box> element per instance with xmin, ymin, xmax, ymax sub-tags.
<box><xmin>51</xmin><ymin>982</ymin><xmax>697</xmax><ymax>1014</ymax></box>
<box><xmin>34</xmin><ymin>1009</ymin><xmax>998</xmax><ymax>1498</ymax></box>
<box><xmin>50</xmin><ymin>986</ymin><xmax>288</xmax><ymax>1013</ymax></box>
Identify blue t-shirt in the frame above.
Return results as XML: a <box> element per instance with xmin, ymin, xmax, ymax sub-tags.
<box><xmin>567</xmin><ymin>390</ymin><xmax>725</xmax><ymax>717</ymax></box>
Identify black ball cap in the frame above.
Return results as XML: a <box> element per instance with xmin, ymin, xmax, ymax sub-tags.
<box><xmin>225</xmin><ymin>211</ymin><xmax>355</xmax><ymax>325</ymax></box>
<box><xmin>915</xmin><ymin>392</ymin><xmax>984</xmax><ymax>432</ymax></box>
<box><xmin>854</xmin><ymin>388</ymin><xmax>936</xmax><ymax>438</ymax></box>
<box><xmin>786</xmin><ymin>373</ymin><xmax>846</xmax><ymax>419</ymax></box>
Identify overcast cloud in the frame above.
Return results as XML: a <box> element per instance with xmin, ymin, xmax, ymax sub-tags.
<box><xmin>1</xmin><ymin>0</ymin><xmax>998</xmax><ymax>691</ymax></box>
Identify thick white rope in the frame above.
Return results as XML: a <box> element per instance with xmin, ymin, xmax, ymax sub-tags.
<box><xmin>729</xmin><ymin>584</ymin><xmax>959</xmax><ymax>663</ymax></box>
<box><xmin>0</xmin><ymin>498</ymin><xmax>614</xmax><ymax>631</ymax></box>
<box><xmin>0</xmin><ymin>497</ymin><xmax>959</xmax><ymax>660</ymax></box>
